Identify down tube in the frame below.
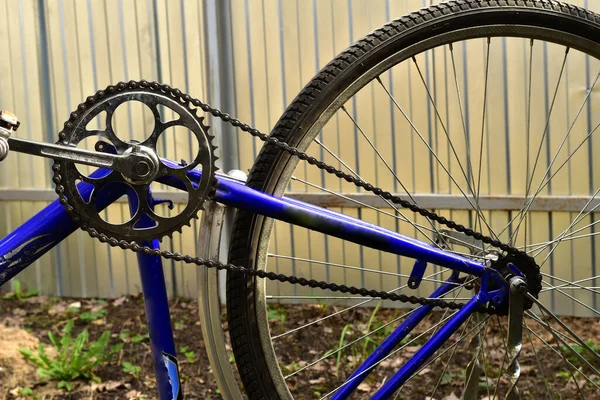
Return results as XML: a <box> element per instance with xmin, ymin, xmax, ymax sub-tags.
<box><xmin>0</xmin><ymin>169</ymin><xmax>123</xmax><ymax>286</ymax></box>
<box><xmin>158</xmin><ymin>166</ymin><xmax>485</xmax><ymax>277</ymax></box>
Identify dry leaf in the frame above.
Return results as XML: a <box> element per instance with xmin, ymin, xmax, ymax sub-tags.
<box><xmin>48</xmin><ymin>304</ymin><xmax>67</xmax><ymax>315</ymax></box>
<box><xmin>309</xmin><ymin>377</ymin><xmax>325</xmax><ymax>384</ymax></box>
<box><xmin>126</xmin><ymin>389</ymin><xmax>142</xmax><ymax>399</ymax></box>
<box><xmin>442</xmin><ymin>393</ymin><xmax>460</xmax><ymax>400</ymax></box>
<box><xmin>357</xmin><ymin>383</ymin><xmax>371</xmax><ymax>392</ymax></box>
<box><xmin>68</xmin><ymin>301</ymin><xmax>81</xmax><ymax>309</ymax></box>
<box><xmin>93</xmin><ymin>380</ymin><xmax>126</xmax><ymax>392</ymax></box>
<box><xmin>113</xmin><ymin>296</ymin><xmax>128</xmax><ymax>307</ymax></box>
<box><xmin>90</xmin><ymin>304</ymin><xmax>104</xmax><ymax>313</ymax></box>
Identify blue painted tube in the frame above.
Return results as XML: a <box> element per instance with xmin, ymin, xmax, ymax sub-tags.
<box><xmin>331</xmin><ymin>281</ymin><xmax>457</xmax><ymax>400</ymax></box>
<box><xmin>129</xmin><ymin>193</ymin><xmax>181</xmax><ymax>400</ymax></box>
<box><xmin>371</xmin><ymin>294</ymin><xmax>483</xmax><ymax>400</ymax></box>
<box><xmin>0</xmin><ymin>169</ymin><xmax>123</xmax><ymax>286</ymax></box>
<box><xmin>157</xmin><ymin>166</ymin><xmax>485</xmax><ymax>277</ymax></box>
<box><xmin>136</xmin><ymin>238</ymin><xmax>180</xmax><ymax>400</ymax></box>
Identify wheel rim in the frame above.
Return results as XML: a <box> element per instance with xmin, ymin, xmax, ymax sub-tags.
<box><xmin>244</xmin><ymin>24</ymin><xmax>600</xmax><ymax>399</ymax></box>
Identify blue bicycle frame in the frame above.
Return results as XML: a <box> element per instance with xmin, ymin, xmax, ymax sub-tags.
<box><xmin>0</xmin><ymin>161</ymin><xmax>506</xmax><ymax>399</ymax></box>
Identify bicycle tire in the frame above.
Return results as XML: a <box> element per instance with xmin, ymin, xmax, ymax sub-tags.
<box><xmin>227</xmin><ymin>1</ymin><xmax>600</xmax><ymax>399</ymax></box>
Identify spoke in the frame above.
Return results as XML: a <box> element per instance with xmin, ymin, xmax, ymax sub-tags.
<box><xmin>341</xmin><ymin>105</ymin><xmax>407</xmax><ymax>195</ymax></box>
<box><xmin>416</xmin><ymin>315</ymin><xmax>476</xmax><ymax>399</ymax></box>
<box><xmin>522</xmin><ymin>40</ymin><xmax>535</xmax><ymax>251</ymax></box>
<box><xmin>533</xmin><ymin>219</ymin><xmax>600</xmax><ymax>260</ymax></box>
<box><xmin>319</xmin><ymin>308</ymin><xmax>488</xmax><ymax>400</ymax></box>
<box><xmin>499</xmin><ymin>117</ymin><xmax>600</xmax><ymax>242</ymax></box>
<box><xmin>527</xmin><ymin>310</ymin><xmax>588</xmax><ymax>397</ymax></box>
<box><xmin>268</xmin><ymin>253</ymin><xmax>454</xmax><ymax>284</ymax></box>
<box><xmin>448</xmin><ymin>43</ymin><xmax>476</xmax><ymax>192</ymax></box>
<box><xmin>376</xmin><ymin>76</ymin><xmax>499</xmax><ymax>241</ymax></box>
<box><xmin>512</xmin><ymin>116</ymin><xmax>600</xmax><ymax>242</ymax></box>
<box><xmin>539</xmin><ymin>272</ymin><xmax>600</xmax><ymax>296</ymax></box>
<box><xmin>410</xmin><ymin>55</ymin><xmax>477</xmax><ymax>217</ymax></box>
<box><xmin>431</xmin><ymin>315</ymin><xmax>489</xmax><ymax>399</ymax></box>
<box><xmin>525</xmin><ymin>311</ymin><xmax>590</xmax><ymax>350</ymax></box>
<box><xmin>339</xmin><ymin>105</ymin><xmax>445</xmax><ymax>242</ymax></box>
<box><xmin>285</xmin><ymin>308</ymin><xmax>418</xmax><ymax>379</ymax></box>
<box><xmin>541</xmin><ymin>279</ymin><xmax>600</xmax><ymax>316</ymax></box>
<box><xmin>286</xmin><ymin>279</ymin><xmax>479</xmax><ymax>381</ymax></box>
<box><xmin>401</xmin><ymin>315</ymin><xmax>492</xmax><ymax>390</ymax></box>
<box><xmin>508</xmin><ymin>69</ymin><xmax>600</xmax><ymax>240</ymax></box>
<box><xmin>524</xmin><ymin>322</ymin><xmax>597</xmax><ymax>395</ymax></box>
<box><xmin>491</xmin><ymin>315</ymin><xmax>509</xmax><ymax>399</ymax></box>
<box><xmin>527</xmin><ymin>295</ymin><xmax>600</xmax><ymax>368</ymax></box>
<box><xmin>520</xmin><ymin>187</ymin><xmax>600</xmax><ymax>255</ymax></box>
<box><xmin>290</xmin><ymin>175</ymin><xmax>439</xmax><ymax>243</ymax></box>
<box><xmin>272</xmin><ymin>269</ymin><xmax>450</xmax><ymax>340</ymax></box>
<box><xmin>513</xmin><ymin>47</ymin><xmax>569</xmax><ymax>245</ymax></box>
<box><xmin>523</xmin><ymin>319</ymin><xmax>554</xmax><ymax>400</ymax></box>
<box><xmin>314</xmin><ymin>137</ymin><xmax>359</xmax><ymax>176</ymax></box>
<box><xmin>474</xmin><ymin>38</ymin><xmax>492</xmax><ymax>235</ymax></box>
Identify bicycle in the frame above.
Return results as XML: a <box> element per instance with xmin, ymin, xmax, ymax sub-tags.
<box><xmin>2</xmin><ymin>0</ymin><xmax>600</xmax><ymax>398</ymax></box>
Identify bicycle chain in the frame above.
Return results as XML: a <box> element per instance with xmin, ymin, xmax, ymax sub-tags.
<box><xmin>52</xmin><ymin>80</ymin><xmax>538</xmax><ymax>315</ymax></box>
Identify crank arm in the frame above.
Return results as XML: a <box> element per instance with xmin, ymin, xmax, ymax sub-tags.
<box><xmin>6</xmin><ymin>137</ymin><xmax>162</xmax><ymax>185</ymax></box>
<box><xmin>7</xmin><ymin>137</ymin><xmax>128</xmax><ymax>172</ymax></box>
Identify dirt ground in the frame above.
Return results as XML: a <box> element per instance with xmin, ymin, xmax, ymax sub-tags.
<box><xmin>0</xmin><ymin>295</ymin><xmax>221</xmax><ymax>400</ymax></box>
<box><xmin>0</xmin><ymin>294</ymin><xmax>599</xmax><ymax>399</ymax></box>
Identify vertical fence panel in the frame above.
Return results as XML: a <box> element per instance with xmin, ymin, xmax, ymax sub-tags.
<box><xmin>0</xmin><ymin>0</ymin><xmax>598</xmax><ymax>318</ymax></box>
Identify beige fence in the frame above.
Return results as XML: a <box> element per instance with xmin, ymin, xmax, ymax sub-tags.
<box><xmin>1</xmin><ymin>0</ymin><xmax>600</xmax><ymax>319</ymax></box>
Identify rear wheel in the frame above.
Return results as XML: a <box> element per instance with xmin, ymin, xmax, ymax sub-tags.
<box><xmin>227</xmin><ymin>1</ymin><xmax>600</xmax><ymax>398</ymax></box>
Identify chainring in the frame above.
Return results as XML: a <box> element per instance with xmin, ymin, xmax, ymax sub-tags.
<box><xmin>53</xmin><ymin>81</ymin><xmax>218</xmax><ymax>242</ymax></box>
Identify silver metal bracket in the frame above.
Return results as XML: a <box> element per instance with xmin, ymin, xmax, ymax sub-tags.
<box><xmin>504</xmin><ymin>276</ymin><xmax>527</xmax><ymax>399</ymax></box>
<box><xmin>435</xmin><ymin>228</ymin><xmax>485</xmax><ymax>255</ymax></box>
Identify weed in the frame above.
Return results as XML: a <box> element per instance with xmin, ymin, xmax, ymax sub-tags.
<box><xmin>122</xmin><ymin>361</ymin><xmax>141</xmax><ymax>379</ymax></box>
<box><xmin>174</xmin><ymin>321</ymin><xmax>185</xmax><ymax>330</ymax></box>
<box><xmin>179</xmin><ymin>346</ymin><xmax>197</xmax><ymax>363</ymax></box>
<box><xmin>131</xmin><ymin>332</ymin><xmax>150</xmax><ymax>344</ymax></box>
<box><xmin>3</xmin><ymin>280</ymin><xmax>38</xmax><ymax>300</ymax></box>
<box><xmin>362</xmin><ymin>302</ymin><xmax>382</xmax><ymax>353</ymax></box>
<box><xmin>79</xmin><ymin>309</ymin><xmax>107</xmax><ymax>323</ymax></box>
<box><xmin>267</xmin><ymin>304</ymin><xmax>287</xmax><ymax>332</ymax></box>
<box><xmin>332</xmin><ymin>324</ymin><xmax>353</xmax><ymax>373</ymax></box>
<box><xmin>19</xmin><ymin>319</ymin><xmax>122</xmax><ymax>391</ymax></box>
<box><xmin>561</xmin><ymin>341</ymin><xmax>600</xmax><ymax>365</ymax></box>
<box><xmin>281</xmin><ymin>361</ymin><xmax>301</xmax><ymax>375</ymax></box>
<box><xmin>18</xmin><ymin>387</ymin><xmax>34</xmax><ymax>396</ymax></box>
<box><xmin>557</xmin><ymin>371</ymin><xmax>572</xmax><ymax>381</ymax></box>
<box><xmin>119</xmin><ymin>330</ymin><xmax>130</xmax><ymax>342</ymax></box>
<box><xmin>439</xmin><ymin>372</ymin><xmax>453</xmax><ymax>385</ymax></box>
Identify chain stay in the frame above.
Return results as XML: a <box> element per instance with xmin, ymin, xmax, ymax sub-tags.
<box><xmin>53</xmin><ymin>80</ymin><xmax>532</xmax><ymax>315</ymax></box>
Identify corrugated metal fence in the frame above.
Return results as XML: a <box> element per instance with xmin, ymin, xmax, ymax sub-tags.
<box><xmin>1</xmin><ymin>0</ymin><xmax>599</xmax><ymax>316</ymax></box>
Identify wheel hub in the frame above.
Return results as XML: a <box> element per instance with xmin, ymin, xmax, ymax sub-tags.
<box><xmin>489</xmin><ymin>253</ymin><xmax>542</xmax><ymax>314</ymax></box>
